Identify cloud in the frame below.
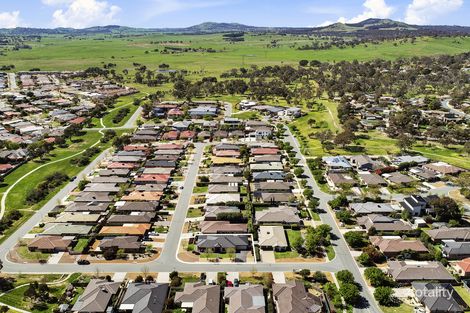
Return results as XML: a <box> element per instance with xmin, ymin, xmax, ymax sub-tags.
<box><xmin>0</xmin><ymin>11</ymin><xmax>21</xmax><ymax>28</ymax></box>
<box><xmin>318</xmin><ymin>0</ymin><xmax>394</xmax><ymax>26</ymax></box>
<box><xmin>404</xmin><ymin>0</ymin><xmax>463</xmax><ymax>24</ymax></box>
<box><xmin>50</xmin><ymin>0</ymin><xmax>121</xmax><ymax>28</ymax></box>
<box><xmin>148</xmin><ymin>0</ymin><xmax>230</xmax><ymax>17</ymax></box>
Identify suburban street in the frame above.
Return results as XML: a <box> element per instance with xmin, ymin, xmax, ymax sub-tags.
<box><xmin>0</xmin><ymin>124</ymin><xmax>381</xmax><ymax>312</ymax></box>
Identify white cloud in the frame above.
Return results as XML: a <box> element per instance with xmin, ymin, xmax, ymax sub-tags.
<box><xmin>148</xmin><ymin>0</ymin><xmax>230</xmax><ymax>17</ymax></box>
<box><xmin>405</xmin><ymin>0</ymin><xmax>463</xmax><ymax>24</ymax></box>
<box><xmin>318</xmin><ymin>0</ymin><xmax>394</xmax><ymax>26</ymax></box>
<box><xmin>50</xmin><ymin>0</ymin><xmax>121</xmax><ymax>28</ymax></box>
<box><xmin>0</xmin><ymin>11</ymin><xmax>21</xmax><ymax>28</ymax></box>
<box><xmin>42</xmin><ymin>0</ymin><xmax>73</xmax><ymax>5</ymax></box>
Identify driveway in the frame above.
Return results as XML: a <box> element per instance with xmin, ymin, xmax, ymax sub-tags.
<box><xmin>260</xmin><ymin>250</ymin><xmax>275</xmax><ymax>263</ymax></box>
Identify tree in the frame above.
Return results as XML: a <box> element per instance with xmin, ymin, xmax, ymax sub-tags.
<box><xmin>291</xmin><ymin>235</ymin><xmax>304</xmax><ymax>252</ymax></box>
<box><xmin>430</xmin><ymin>196</ymin><xmax>461</xmax><ymax>222</ymax></box>
<box><xmin>374</xmin><ymin>286</ymin><xmax>395</xmax><ymax>306</ymax></box>
<box><xmin>344</xmin><ymin>231</ymin><xmax>365</xmax><ymax>249</ymax></box>
<box><xmin>334</xmin><ymin>131</ymin><xmax>354</xmax><ymax>148</ymax></box>
<box><xmin>298</xmin><ymin>269</ymin><xmax>311</xmax><ymax>280</ymax></box>
<box><xmin>134</xmin><ymin>275</ymin><xmax>144</xmax><ymax>283</ymax></box>
<box><xmin>328</xmin><ymin>195</ymin><xmax>348</xmax><ymax>209</ymax></box>
<box><xmin>339</xmin><ymin>283</ymin><xmax>360</xmax><ymax>305</ymax></box>
<box><xmin>336</xmin><ymin>210</ymin><xmax>353</xmax><ymax>224</ymax></box>
<box><xmin>299</xmin><ymin>60</ymin><xmax>309</xmax><ymax>67</ymax></box>
<box><xmin>312</xmin><ymin>271</ymin><xmax>327</xmax><ymax>283</ymax></box>
<box><xmin>336</xmin><ymin>270</ymin><xmax>355</xmax><ymax>284</ymax></box>
<box><xmin>294</xmin><ymin>167</ymin><xmax>304</xmax><ymax>177</ymax></box>
<box><xmin>364</xmin><ymin>267</ymin><xmax>392</xmax><ymax>287</ymax></box>
<box><xmin>357</xmin><ymin>252</ymin><xmax>372</xmax><ymax>266</ymax></box>
<box><xmin>396</xmin><ymin>133</ymin><xmax>415</xmax><ymax>152</ymax></box>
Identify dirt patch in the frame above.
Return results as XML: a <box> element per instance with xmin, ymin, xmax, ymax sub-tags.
<box><xmin>276</xmin><ymin>256</ymin><xmax>325</xmax><ymax>263</ymax></box>
<box><xmin>178</xmin><ymin>251</ymin><xmax>200</xmax><ymax>262</ymax></box>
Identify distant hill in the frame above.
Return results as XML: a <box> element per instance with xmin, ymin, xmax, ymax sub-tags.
<box><xmin>1</xmin><ymin>19</ymin><xmax>469</xmax><ymax>36</ymax></box>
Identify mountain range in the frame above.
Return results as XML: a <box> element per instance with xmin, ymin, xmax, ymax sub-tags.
<box><xmin>1</xmin><ymin>19</ymin><xmax>470</xmax><ymax>36</ymax></box>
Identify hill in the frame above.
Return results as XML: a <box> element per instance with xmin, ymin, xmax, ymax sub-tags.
<box><xmin>0</xmin><ymin>19</ymin><xmax>469</xmax><ymax>36</ymax></box>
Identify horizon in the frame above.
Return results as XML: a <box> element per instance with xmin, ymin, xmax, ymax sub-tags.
<box><xmin>0</xmin><ymin>0</ymin><xmax>469</xmax><ymax>29</ymax></box>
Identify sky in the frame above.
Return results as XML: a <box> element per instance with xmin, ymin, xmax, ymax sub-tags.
<box><xmin>0</xmin><ymin>0</ymin><xmax>468</xmax><ymax>29</ymax></box>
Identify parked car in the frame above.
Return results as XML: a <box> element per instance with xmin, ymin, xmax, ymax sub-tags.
<box><xmin>233</xmin><ymin>278</ymin><xmax>239</xmax><ymax>287</ymax></box>
<box><xmin>77</xmin><ymin>259</ymin><xmax>90</xmax><ymax>265</ymax></box>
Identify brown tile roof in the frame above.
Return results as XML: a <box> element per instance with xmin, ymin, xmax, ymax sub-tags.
<box><xmin>272</xmin><ymin>280</ymin><xmax>322</xmax><ymax>313</ymax></box>
<box><xmin>370</xmin><ymin>236</ymin><xmax>428</xmax><ymax>255</ymax></box>
<box><xmin>121</xmin><ymin>192</ymin><xmax>162</xmax><ymax>202</ymax></box>
<box><xmin>174</xmin><ymin>283</ymin><xmax>220</xmax><ymax>313</ymax></box>
<box><xmin>27</xmin><ymin>236</ymin><xmax>72</xmax><ymax>251</ymax></box>
<box><xmin>99</xmin><ymin>224</ymin><xmax>151</xmax><ymax>236</ymax></box>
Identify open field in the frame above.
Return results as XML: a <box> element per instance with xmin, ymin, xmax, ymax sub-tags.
<box><xmin>2</xmin><ymin>34</ymin><xmax>470</xmax><ymax>75</ymax></box>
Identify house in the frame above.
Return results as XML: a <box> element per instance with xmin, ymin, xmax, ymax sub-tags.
<box><xmin>370</xmin><ymin>236</ymin><xmax>428</xmax><ymax>257</ymax></box>
<box><xmin>224</xmin><ymin>284</ymin><xmax>265</xmax><ymax>313</ymax></box>
<box><xmin>322</xmin><ymin>156</ymin><xmax>352</xmax><ymax>171</ymax></box>
<box><xmin>255</xmin><ymin>206</ymin><xmax>301</xmax><ymax>225</ymax></box>
<box><xmin>174</xmin><ymin>283</ymin><xmax>220</xmax><ymax>313</ymax></box>
<box><xmin>99</xmin><ymin>224</ymin><xmax>151</xmax><ymax>236</ymax></box>
<box><xmin>357</xmin><ymin>214</ymin><xmax>412</xmax><ymax>232</ymax></box>
<box><xmin>115</xmin><ymin>202</ymin><xmax>157</xmax><ymax>212</ymax></box>
<box><xmin>253</xmin><ymin>171</ymin><xmax>286</xmax><ymax>182</ymax></box>
<box><xmin>188</xmin><ymin>106</ymin><xmax>218</xmax><ymax>117</ymax></box>
<box><xmin>118</xmin><ymin>282</ymin><xmax>169</xmax><ymax>313</ymax></box>
<box><xmin>409</xmin><ymin>167</ymin><xmax>439</xmax><ymax>182</ymax></box>
<box><xmin>83</xmin><ymin>184</ymin><xmax>120</xmax><ymax>194</ymax></box>
<box><xmin>211</xmin><ymin>166</ymin><xmax>243</xmax><ymax>175</ymax></box>
<box><xmin>250</xmin><ymin>155</ymin><xmax>282</xmax><ymax>163</ymax></box>
<box><xmin>325</xmin><ymin>172</ymin><xmax>356</xmax><ymax>189</ymax></box>
<box><xmin>250</xmin><ymin>162</ymin><xmax>283</xmax><ymax>172</ymax></box>
<box><xmin>210</xmin><ymin>175</ymin><xmax>243</xmax><ymax>185</ymax></box>
<box><xmin>54</xmin><ymin>213</ymin><xmax>102</xmax><ymax>224</ymax></box>
<box><xmin>442</xmin><ymin>241</ymin><xmax>470</xmax><ymax>259</ymax></box>
<box><xmin>455</xmin><ymin>258</ymin><xmax>470</xmax><ymax>277</ymax></box>
<box><xmin>42</xmin><ymin>223</ymin><xmax>93</xmax><ymax>236</ymax></box>
<box><xmin>72</xmin><ymin>279</ymin><xmax>121</xmax><ymax>313</ymax></box>
<box><xmin>27</xmin><ymin>236</ymin><xmax>72</xmax><ymax>253</ymax></box>
<box><xmin>106</xmin><ymin>212</ymin><xmax>156</xmax><ymax>225</ymax></box>
<box><xmin>253</xmin><ymin>182</ymin><xmax>292</xmax><ymax>194</ymax></box>
<box><xmin>211</xmin><ymin>157</ymin><xmax>242</xmax><ymax>165</ymax></box>
<box><xmin>180</xmin><ymin>130</ymin><xmax>196</xmax><ymax>140</ymax></box>
<box><xmin>349</xmin><ymin>155</ymin><xmax>377</xmax><ymax>171</ymax></box>
<box><xmin>121</xmin><ymin>192</ymin><xmax>162</xmax><ymax>202</ymax></box>
<box><xmin>75</xmin><ymin>192</ymin><xmax>112</xmax><ymax>203</ymax></box>
<box><xmin>99</xmin><ymin>236</ymin><xmax>144</xmax><ymax>253</ymax></box>
<box><xmin>412</xmin><ymin>282</ymin><xmax>467</xmax><ymax>313</ymax></box>
<box><xmin>423</xmin><ymin>162</ymin><xmax>464</xmax><ymax>176</ymax></box>
<box><xmin>387</xmin><ymin>261</ymin><xmax>455</xmax><ymax>284</ymax></box>
<box><xmin>199</xmin><ymin>221</ymin><xmax>247</xmax><ymax>234</ymax></box>
<box><xmin>258</xmin><ymin>226</ymin><xmax>288</xmax><ymax>251</ymax></box>
<box><xmin>251</xmin><ymin>148</ymin><xmax>279</xmax><ymax>155</ymax></box>
<box><xmin>392</xmin><ymin>155</ymin><xmax>429</xmax><ymax>166</ymax></box>
<box><xmin>383</xmin><ymin>172</ymin><xmax>415</xmax><ymax>185</ymax></box>
<box><xmin>258</xmin><ymin>192</ymin><xmax>293</xmax><ymax>204</ymax></box>
<box><xmin>400</xmin><ymin>195</ymin><xmax>429</xmax><ymax>216</ymax></box>
<box><xmin>207</xmin><ymin>184</ymin><xmax>238</xmax><ymax>194</ymax></box>
<box><xmin>349</xmin><ymin>202</ymin><xmax>395</xmax><ymax>215</ymax></box>
<box><xmin>65</xmin><ymin>203</ymin><xmax>109</xmax><ymax>213</ymax></box>
<box><xmin>358</xmin><ymin>172</ymin><xmax>388</xmax><ymax>187</ymax></box>
<box><xmin>426</xmin><ymin>228</ymin><xmax>470</xmax><ymax>242</ymax></box>
<box><xmin>206</xmin><ymin>193</ymin><xmax>240</xmax><ymax>205</ymax></box>
<box><xmin>195</xmin><ymin>234</ymin><xmax>251</xmax><ymax>253</ymax></box>
<box><xmin>204</xmin><ymin>206</ymin><xmax>240</xmax><ymax>220</ymax></box>
<box><xmin>272</xmin><ymin>280</ymin><xmax>323</xmax><ymax>313</ymax></box>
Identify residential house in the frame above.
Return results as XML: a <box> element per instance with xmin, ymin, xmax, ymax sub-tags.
<box><xmin>42</xmin><ymin>223</ymin><xmax>93</xmax><ymax>236</ymax></box>
<box><xmin>400</xmin><ymin>195</ymin><xmax>430</xmax><ymax>216</ymax></box>
<box><xmin>174</xmin><ymin>283</ymin><xmax>220</xmax><ymax>313</ymax></box>
<box><xmin>349</xmin><ymin>202</ymin><xmax>395</xmax><ymax>216</ymax></box>
<box><xmin>252</xmin><ymin>171</ymin><xmax>286</xmax><ymax>182</ymax></box>
<box><xmin>426</xmin><ymin>228</ymin><xmax>470</xmax><ymax>243</ymax></box>
<box><xmin>99</xmin><ymin>224</ymin><xmax>151</xmax><ymax>237</ymax></box>
<box><xmin>370</xmin><ymin>236</ymin><xmax>428</xmax><ymax>258</ymax></box>
<box><xmin>442</xmin><ymin>241</ymin><xmax>470</xmax><ymax>259</ymax></box>
<box><xmin>272</xmin><ymin>280</ymin><xmax>323</xmax><ymax>313</ymax></box>
<box><xmin>206</xmin><ymin>193</ymin><xmax>241</xmax><ymax>205</ymax></box>
<box><xmin>195</xmin><ymin>234</ymin><xmax>251</xmax><ymax>253</ymax></box>
<box><xmin>387</xmin><ymin>261</ymin><xmax>455</xmax><ymax>284</ymax></box>
<box><xmin>72</xmin><ymin>279</ymin><xmax>121</xmax><ymax>313</ymax></box>
<box><xmin>412</xmin><ymin>282</ymin><xmax>467</xmax><ymax>313</ymax></box>
<box><xmin>358</xmin><ymin>172</ymin><xmax>388</xmax><ymax>187</ymax></box>
<box><xmin>322</xmin><ymin>156</ymin><xmax>352</xmax><ymax>171</ymax></box>
<box><xmin>423</xmin><ymin>162</ymin><xmax>464</xmax><ymax>176</ymax></box>
<box><xmin>115</xmin><ymin>202</ymin><xmax>157</xmax><ymax>212</ymax></box>
<box><xmin>255</xmin><ymin>206</ymin><xmax>301</xmax><ymax>225</ymax></box>
<box><xmin>383</xmin><ymin>172</ymin><xmax>415</xmax><ymax>185</ymax></box>
<box><xmin>27</xmin><ymin>236</ymin><xmax>72</xmax><ymax>253</ymax></box>
<box><xmin>357</xmin><ymin>214</ymin><xmax>412</xmax><ymax>232</ymax></box>
<box><xmin>224</xmin><ymin>284</ymin><xmax>265</xmax><ymax>313</ymax></box>
<box><xmin>204</xmin><ymin>206</ymin><xmax>240</xmax><ymax>221</ymax></box>
<box><xmin>258</xmin><ymin>226</ymin><xmax>288</xmax><ymax>251</ymax></box>
<box><xmin>455</xmin><ymin>258</ymin><xmax>470</xmax><ymax>277</ymax></box>
<box><xmin>99</xmin><ymin>236</ymin><xmax>144</xmax><ymax>253</ymax></box>
<box><xmin>118</xmin><ymin>283</ymin><xmax>169</xmax><ymax>313</ymax></box>
<box><xmin>326</xmin><ymin>172</ymin><xmax>356</xmax><ymax>190</ymax></box>
<box><xmin>199</xmin><ymin>221</ymin><xmax>247</xmax><ymax>234</ymax></box>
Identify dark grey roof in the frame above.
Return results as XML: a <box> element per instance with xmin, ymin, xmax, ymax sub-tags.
<box><xmin>413</xmin><ymin>282</ymin><xmax>467</xmax><ymax>312</ymax></box>
<box><xmin>196</xmin><ymin>235</ymin><xmax>250</xmax><ymax>249</ymax></box>
<box><xmin>116</xmin><ymin>202</ymin><xmax>157</xmax><ymax>212</ymax></box>
<box><xmin>253</xmin><ymin>171</ymin><xmax>286</xmax><ymax>181</ymax></box>
<box><xmin>119</xmin><ymin>283</ymin><xmax>169</xmax><ymax>313</ymax></box>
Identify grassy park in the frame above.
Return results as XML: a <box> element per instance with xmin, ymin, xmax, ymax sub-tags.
<box><xmin>2</xmin><ymin>34</ymin><xmax>470</xmax><ymax>76</ymax></box>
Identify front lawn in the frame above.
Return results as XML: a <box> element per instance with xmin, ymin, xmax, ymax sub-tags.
<box><xmin>380</xmin><ymin>303</ymin><xmax>414</xmax><ymax>313</ymax></box>
<box><xmin>73</xmin><ymin>238</ymin><xmax>89</xmax><ymax>253</ymax></box>
<box><xmin>454</xmin><ymin>286</ymin><xmax>470</xmax><ymax>307</ymax></box>
<box><xmin>16</xmin><ymin>246</ymin><xmax>50</xmax><ymax>261</ymax></box>
<box><xmin>193</xmin><ymin>186</ymin><xmax>208</xmax><ymax>194</ymax></box>
<box><xmin>187</xmin><ymin>207</ymin><xmax>204</xmax><ymax>218</ymax></box>
<box><xmin>274</xmin><ymin>251</ymin><xmax>300</xmax><ymax>259</ymax></box>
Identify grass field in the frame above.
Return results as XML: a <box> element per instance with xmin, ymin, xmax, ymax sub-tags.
<box><xmin>90</xmin><ymin>92</ymin><xmax>146</xmax><ymax>128</ymax></box>
<box><xmin>380</xmin><ymin>303</ymin><xmax>414</xmax><ymax>313</ymax></box>
<box><xmin>2</xmin><ymin>34</ymin><xmax>470</xmax><ymax>76</ymax></box>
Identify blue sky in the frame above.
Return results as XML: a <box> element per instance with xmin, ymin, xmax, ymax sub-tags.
<box><xmin>0</xmin><ymin>0</ymin><xmax>468</xmax><ymax>29</ymax></box>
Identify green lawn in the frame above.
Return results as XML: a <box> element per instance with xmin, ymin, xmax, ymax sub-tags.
<box><xmin>187</xmin><ymin>207</ymin><xmax>204</xmax><ymax>218</ymax></box>
<box><xmin>274</xmin><ymin>251</ymin><xmax>300</xmax><ymax>259</ymax></box>
<box><xmin>325</xmin><ymin>245</ymin><xmax>336</xmax><ymax>260</ymax></box>
<box><xmin>454</xmin><ymin>286</ymin><xmax>470</xmax><ymax>307</ymax></box>
<box><xmin>94</xmin><ymin>92</ymin><xmax>146</xmax><ymax>128</ymax></box>
<box><xmin>380</xmin><ymin>303</ymin><xmax>414</xmax><ymax>313</ymax></box>
<box><xmin>231</xmin><ymin>111</ymin><xmax>260</xmax><ymax>120</ymax></box>
<box><xmin>73</xmin><ymin>238</ymin><xmax>89</xmax><ymax>253</ymax></box>
<box><xmin>193</xmin><ymin>186</ymin><xmax>208</xmax><ymax>194</ymax></box>
<box><xmin>16</xmin><ymin>246</ymin><xmax>50</xmax><ymax>261</ymax></box>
